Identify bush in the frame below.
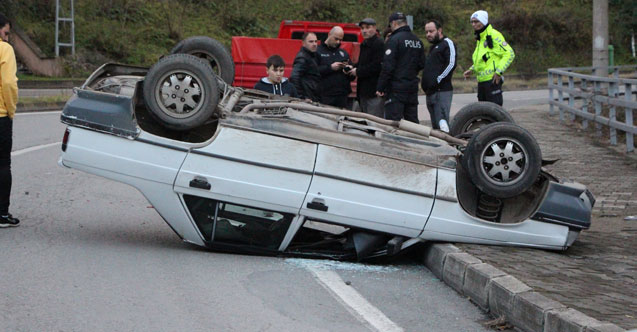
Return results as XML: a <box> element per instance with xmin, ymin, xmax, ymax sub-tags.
<box><xmin>303</xmin><ymin>0</ymin><xmax>349</xmax><ymax>23</ymax></box>
<box><xmin>222</xmin><ymin>13</ymin><xmax>266</xmax><ymax>36</ymax></box>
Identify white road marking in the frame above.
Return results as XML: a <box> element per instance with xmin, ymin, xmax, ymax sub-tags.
<box><xmin>12</xmin><ymin>142</ymin><xmax>61</xmax><ymax>157</ymax></box>
<box><xmin>306</xmin><ymin>266</ymin><xmax>404</xmax><ymax>332</ymax></box>
<box><xmin>15</xmin><ymin>110</ymin><xmax>62</xmax><ymax>116</ymax></box>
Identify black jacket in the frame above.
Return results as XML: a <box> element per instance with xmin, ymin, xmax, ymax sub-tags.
<box><xmin>355</xmin><ymin>35</ymin><xmax>384</xmax><ymax>99</ymax></box>
<box><xmin>376</xmin><ymin>25</ymin><xmax>425</xmax><ymax>95</ymax></box>
<box><xmin>253</xmin><ymin>77</ymin><xmax>298</xmax><ymax>97</ymax></box>
<box><xmin>421</xmin><ymin>36</ymin><xmax>457</xmax><ymax>95</ymax></box>
<box><xmin>317</xmin><ymin>43</ymin><xmax>354</xmax><ymax>97</ymax></box>
<box><xmin>290</xmin><ymin>47</ymin><xmax>321</xmax><ymax>101</ymax></box>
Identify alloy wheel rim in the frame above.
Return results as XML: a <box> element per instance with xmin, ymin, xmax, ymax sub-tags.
<box><xmin>479</xmin><ymin>136</ymin><xmax>528</xmax><ymax>186</ymax></box>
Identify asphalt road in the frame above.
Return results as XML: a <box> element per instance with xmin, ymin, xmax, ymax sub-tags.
<box><xmin>417</xmin><ymin>89</ymin><xmax>548</xmax><ymax>124</ymax></box>
<box><xmin>0</xmin><ymin>111</ymin><xmax>496</xmax><ymax>331</ymax></box>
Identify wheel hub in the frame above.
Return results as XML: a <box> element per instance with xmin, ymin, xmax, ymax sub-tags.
<box><xmin>481</xmin><ymin>138</ymin><xmax>527</xmax><ymax>185</ymax></box>
<box><xmin>158</xmin><ymin>72</ymin><xmax>203</xmax><ymax>117</ymax></box>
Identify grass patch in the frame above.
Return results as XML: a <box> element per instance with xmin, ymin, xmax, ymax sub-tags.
<box><xmin>2</xmin><ymin>0</ymin><xmax>635</xmax><ymax>77</ymax></box>
<box><xmin>18</xmin><ymin>74</ymin><xmax>80</xmax><ymax>81</ymax></box>
<box><xmin>18</xmin><ymin>95</ymin><xmax>70</xmax><ymax>105</ymax></box>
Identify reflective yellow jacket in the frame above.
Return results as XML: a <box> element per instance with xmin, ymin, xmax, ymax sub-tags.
<box><xmin>471</xmin><ymin>24</ymin><xmax>514</xmax><ymax>83</ymax></box>
<box><xmin>0</xmin><ymin>40</ymin><xmax>18</xmax><ymax>119</ymax></box>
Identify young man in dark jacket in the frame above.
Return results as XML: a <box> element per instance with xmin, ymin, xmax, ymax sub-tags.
<box><xmin>317</xmin><ymin>26</ymin><xmax>355</xmax><ymax>108</ymax></box>
<box><xmin>421</xmin><ymin>20</ymin><xmax>456</xmax><ymax>132</ymax></box>
<box><xmin>352</xmin><ymin>17</ymin><xmax>384</xmax><ymax>118</ymax></box>
<box><xmin>290</xmin><ymin>32</ymin><xmax>320</xmax><ymax>102</ymax></box>
<box><xmin>376</xmin><ymin>12</ymin><xmax>425</xmax><ymax>123</ymax></box>
<box><xmin>254</xmin><ymin>55</ymin><xmax>298</xmax><ymax>97</ymax></box>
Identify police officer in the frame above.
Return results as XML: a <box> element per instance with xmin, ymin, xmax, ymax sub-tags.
<box><xmin>316</xmin><ymin>26</ymin><xmax>354</xmax><ymax>108</ymax></box>
<box><xmin>463</xmin><ymin>10</ymin><xmax>515</xmax><ymax>106</ymax></box>
<box><xmin>376</xmin><ymin>12</ymin><xmax>425</xmax><ymax>123</ymax></box>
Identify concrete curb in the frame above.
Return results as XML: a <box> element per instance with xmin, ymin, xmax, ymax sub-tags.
<box><xmin>422</xmin><ymin>243</ymin><xmax>626</xmax><ymax>332</ymax></box>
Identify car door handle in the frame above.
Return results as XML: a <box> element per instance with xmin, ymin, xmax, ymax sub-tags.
<box><xmin>189</xmin><ymin>177</ymin><xmax>211</xmax><ymax>190</ymax></box>
<box><xmin>306</xmin><ymin>201</ymin><xmax>328</xmax><ymax>212</ymax></box>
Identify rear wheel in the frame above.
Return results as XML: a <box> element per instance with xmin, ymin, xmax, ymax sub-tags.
<box><xmin>171</xmin><ymin>36</ymin><xmax>235</xmax><ymax>84</ymax></box>
<box><xmin>450</xmin><ymin>102</ymin><xmax>514</xmax><ymax>137</ymax></box>
<box><xmin>464</xmin><ymin>122</ymin><xmax>541</xmax><ymax>198</ymax></box>
<box><xmin>143</xmin><ymin>53</ymin><xmax>219</xmax><ymax>131</ymax></box>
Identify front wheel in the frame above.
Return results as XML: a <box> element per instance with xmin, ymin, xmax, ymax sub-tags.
<box><xmin>463</xmin><ymin>122</ymin><xmax>541</xmax><ymax>198</ymax></box>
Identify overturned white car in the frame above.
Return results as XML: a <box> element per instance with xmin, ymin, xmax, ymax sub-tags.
<box><xmin>58</xmin><ymin>39</ymin><xmax>593</xmax><ymax>260</ymax></box>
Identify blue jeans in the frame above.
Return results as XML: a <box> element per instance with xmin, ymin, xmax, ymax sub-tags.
<box><xmin>426</xmin><ymin>90</ymin><xmax>453</xmax><ymax>129</ymax></box>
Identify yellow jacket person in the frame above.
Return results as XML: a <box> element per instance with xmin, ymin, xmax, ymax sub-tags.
<box><xmin>0</xmin><ymin>28</ymin><xmax>17</xmax><ymax>119</ymax></box>
<box><xmin>463</xmin><ymin>10</ymin><xmax>514</xmax><ymax>106</ymax></box>
<box><xmin>0</xmin><ymin>13</ymin><xmax>19</xmax><ymax>227</ymax></box>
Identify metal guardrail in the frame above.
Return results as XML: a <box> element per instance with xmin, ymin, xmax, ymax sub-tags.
<box><xmin>548</xmin><ymin>65</ymin><xmax>637</xmax><ymax>153</ymax></box>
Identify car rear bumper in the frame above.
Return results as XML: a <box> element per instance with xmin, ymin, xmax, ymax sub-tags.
<box><xmin>532</xmin><ymin>181</ymin><xmax>594</xmax><ymax>230</ymax></box>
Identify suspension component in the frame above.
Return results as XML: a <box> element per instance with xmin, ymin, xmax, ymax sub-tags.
<box><xmin>475</xmin><ymin>192</ymin><xmax>503</xmax><ymax>222</ymax></box>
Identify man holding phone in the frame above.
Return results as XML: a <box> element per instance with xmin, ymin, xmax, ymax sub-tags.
<box><xmin>317</xmin><ymin>26</ymin><xmax>355</xmax><ymax>108</ymax></box>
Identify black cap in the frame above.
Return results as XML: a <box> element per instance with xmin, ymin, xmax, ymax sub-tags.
<box><xmin>358</xmin><ymin>17</ymin><xmax>376</xmax><ymax>27</ymax></box>
<box><xmin>388</xmin><ymin>12</ymin><xmax>406</xmax><ymax>23</ymax></box>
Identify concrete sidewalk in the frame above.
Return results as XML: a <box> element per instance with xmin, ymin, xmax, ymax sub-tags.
<box><xmin>426</xmin><ymin>104</ymin><xmax>636</xmax><ymax>331</ymax></box>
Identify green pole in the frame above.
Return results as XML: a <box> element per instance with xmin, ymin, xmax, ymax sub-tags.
<box><xmin>608</xmin><ymin>44</ymin><xmax>614</xmax><ymax>66</ymax></box>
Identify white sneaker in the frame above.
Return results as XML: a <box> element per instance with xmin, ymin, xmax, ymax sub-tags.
<box><xmin>439</xmin><ymin>119</ymin><xmax>450</xmax><ymax>133</ymax></box>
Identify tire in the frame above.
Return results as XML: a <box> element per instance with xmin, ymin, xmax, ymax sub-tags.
<box><xmin>143</xmin><ymin>53</ymin><xmax>219</xmax><ymax>131</ymax></box>
<box><xmin>463</xmin><ymin>122</ymin><xmax>541</xmax><ymax>198</ymax></box>
<box><xmin>450</xmin><ymin>102</ymin><xmax>514</xmax><ymax>137</ymax></box>
<box><xmin>171</xmin><ymin>36</ymin><xmax>235</xmax><ymax>85</ymax></box>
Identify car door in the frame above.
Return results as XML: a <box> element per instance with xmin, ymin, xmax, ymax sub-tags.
<box><xmin>174</xmin><ymin>126</ymin><xmax>317</xmax><ymax>247</ymax></box>
<box><xmin>300</xmin><ymin>144</ymin><xmax>437</xmax><ymax>238</ymax></box>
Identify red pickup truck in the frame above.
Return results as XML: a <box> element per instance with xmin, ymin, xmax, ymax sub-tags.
<box><xmin>231</xmin><ymin>20</ymin><xmax>363</xmax><ymax>91</ymax></box>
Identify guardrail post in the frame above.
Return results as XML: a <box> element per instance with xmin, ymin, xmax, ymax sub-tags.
<box><xmin>558</xmin><ymin>75</ymin><xmax>564</xmax><ymax>122</ymax></box>
<box><xmin>581</xmin><ymin>79</ymin><xmax>589</xmax><ymax>129</ymax></box>
<box><xmin>594</xmin><ymin>80</ymin><xmax>602</xmax><ymax>137</ymax></box>
<box><xmin>568</xmin><ymin>76</ymin><xmax>575</xmax><ymax>121</ymax></box>
<box><xmin>549</xmin><ymin>65</ymin><xmax>637</xmax><ymax>153</ymax></box>
<box><xmin>548</xmin><ymin>72</ymin><xmax>555</xmax><ymax>115</ymax></box>
<box><xmin>609</xmin><ymin>80</ymin><xmax>617</xmax><ymax>145</ymax></box>
<box><xmin>627</xmin><ymin>83</ymin><xmax>634</xmax><ymax>152</ymax></box>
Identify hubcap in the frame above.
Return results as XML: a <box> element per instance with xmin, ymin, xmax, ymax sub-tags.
<box><xmin>480</xmin><ymin>137</ymin><xmax>527</xmax><ymax>185</ymax></box>
<box><xmin>155</xmin><ymin>70</ymin><xmax>203</xmax><ymax>119</ymax></box>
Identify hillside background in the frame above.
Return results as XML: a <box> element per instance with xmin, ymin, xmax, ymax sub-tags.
<box><xmin>1</xmin><ymin>0</ymin><xmax>635</xmax><ymax>77</ymax></box>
